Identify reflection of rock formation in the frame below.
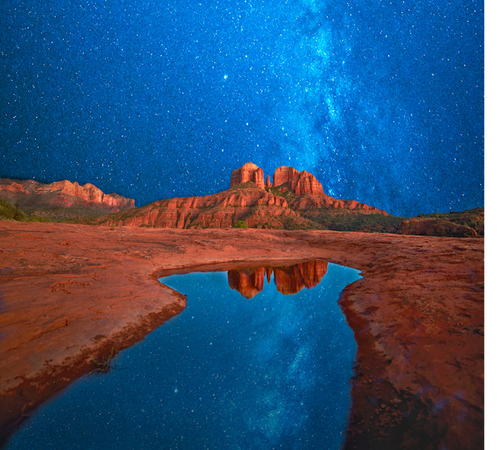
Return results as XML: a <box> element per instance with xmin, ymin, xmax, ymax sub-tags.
<box><xmin>274</xmin><ymin>260</ymin><xmax>329</xmax><ymax>295</ymax></box>
<box><xmin>227</xmin><ymin>267</ymin><xmax>266</xmax><ymax>299</ymax></box>
<box><xmin>227</xmin><ymin>260</ymin><xmax>329</xmax><ymax>299</ymax></box>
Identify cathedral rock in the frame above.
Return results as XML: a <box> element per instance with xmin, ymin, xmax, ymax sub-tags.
<box><xmin>231</xmin><ymin>163</ymin><xmax>325</xmax><ymax>196</ymax></box>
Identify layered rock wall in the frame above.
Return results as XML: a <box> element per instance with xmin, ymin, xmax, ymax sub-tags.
<box><xmin>0</xmin><ymin>178</ymin><xmax>135</xmax><ymax>213</ymax></box>
<box><xmin>101</xmin><ymin>162</ymin><xmax>389</xmax><ymax>229</ymax></box>
<box><xmin>103</xmin><ymin>189</ymin><xmax>301</xmax><ymax>229</ymax></box>
<box><xmin>273</xmin><ymin>166</ymin><xmax>300</xmax><ymax>188</ymax></box>
<box><xmin>273</xmin><ymin>166</ymin><xmax>325</xmax><ymax>195</ymax></box>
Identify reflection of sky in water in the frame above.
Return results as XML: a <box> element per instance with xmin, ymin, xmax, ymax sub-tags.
<box><xmin>6</xmin><ymin>263</ymin><xmax>361</xmax><ymax>450</ymax></box>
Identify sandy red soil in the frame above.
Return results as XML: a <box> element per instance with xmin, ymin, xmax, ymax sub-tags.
<box><xmin>0</xmin><ymin>221</ymin><xmax>483</xmax><ymax>449</ymax></box>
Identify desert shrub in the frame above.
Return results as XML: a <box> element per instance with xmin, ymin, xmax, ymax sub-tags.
<box><xmin>233</xmin><ymin>220</ymin><xmax>249</xmax><ymax>228</ymax></box>
<box><xmin>0</xmin><ymin>198</ymin><xmax>27</xmax><ymax>221</ymax></box>
<box><xmin>413</xmin><ymin>208</ymin><xmax>484</xmax><ymax>237</ymax></box>
<box><xmin>327</xmin><ymin>214</ymin><xmax>401</xmax><ymax>233</ymax></box>
<box><xmin>27</xmin><ymin>216</ymin><xmax>52</xmax><ymax>223</ymax></box>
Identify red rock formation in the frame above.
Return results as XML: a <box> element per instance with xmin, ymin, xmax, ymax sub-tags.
<box><xmin>273</xmin><ymin>166</ymin><xmax>325</xmax><ymax>195</ymax></box>
<box><xmin>230</xmin><ymin>162</ymin><xmax>265</xmax><ymax>190</ymax></box>
<box><xmin>273</xmin><ymin>166</ymin><xmax>299</xmax><ymax>188</ymax></box>
<box><xmin>0</xmin><ymin>178</ymin><xmax>135</xmax><ymax>213</ymax></box>
<box><xmin>289</xmin><ymin>170</ymin><xmax>325</xmax><ymax>195</ymax></box>
<box><xmin>266</xmin><ymin>174</ymin><xmax>272</xmax><ymax>188</ymax></box>
<box><xmin>101</xmin><ymin>186</ymin><xmax>309</xmax><ymax>230</ymax></box>
<box><xmin>89</xmin><ymin>162</ymin><xmax>390</xmax><ymax>232</ymax></box>
<box><xmin>96</xmin><ymin>162</ymin><xmax>386</xmax><ymax>231</ymax></box>
<box><xmin>288</xmin><ymin>195</ymin><xmax>387</xmax><ymax>214</ymax></box>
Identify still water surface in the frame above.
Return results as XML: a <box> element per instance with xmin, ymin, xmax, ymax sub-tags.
<box><xmin>6</xmin><ymin>261</ymin><xmax>361</xmax><ymax>450</ymax></box>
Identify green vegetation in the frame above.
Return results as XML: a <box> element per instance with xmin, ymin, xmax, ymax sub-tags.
<box><xmin>265</xmin><ymin>185</ymin><xmax>296</xmax><ymax>202</ymax></box>
<box><xmin>26</xmin><ymin>216</ymin><xmax>53</xmax><ymax>222</ymax></box>
<box><xmin>414</xmin><ymin>207</ymin><xmax>484</xmax><ymax>237</ymax></box>
<box><xmin>0</xmin><ymin>198</ymin><xmax>53</xmax><ymax>222</ymax></box>
<box><xmin>293</xmin><ymin>207</ymin><xmax>402</xmax><ymax>233</ymax></box>
<box><xmin>324</xmin><ymin>213</ymin><xmax>402</xmax><ymax>233</ymax></box>
<box><xmin>416</xmin><ymin>212</ymin><xmax>447</xmax><ymax>219</ymax></box>
<box><xmin>0</xmin><ymin>198</ymin><xmax>27</xmax><ymax>221</ymax></box>
<box><xmin>233</xmin><ymin>220</ymin><xmax>249</xmax><ymax>228</ymax></box>
<box><xmin>229</xmin><ymin>181</ymin><xmax>260</xmax><ymax>191</ymax></box>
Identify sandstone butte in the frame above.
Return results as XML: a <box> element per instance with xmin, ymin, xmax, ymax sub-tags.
<box><xmin>100</xmin><ymin>162</ymin><xmax>387</xmax><ymax>230</ymax></box>
<box><xmin>0</xmin><ymin>220</ymin><xmax>483</xmax><ymax>449</ymax></box>
<box><xmin>0</xmin><ymin>178</ymin><xmax>135</xmax><ymax>214</ymax></box>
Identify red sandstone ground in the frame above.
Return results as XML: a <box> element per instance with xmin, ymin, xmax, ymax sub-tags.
<box><xmin>0</xmin><ymin>220</ymin><xmax>483</xmax><ymax>449</ymax></box>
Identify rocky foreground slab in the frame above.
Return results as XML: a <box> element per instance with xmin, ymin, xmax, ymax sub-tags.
<box><xmin>0</xmin><ymin>221</ymin><xmax>483</xmax><ymax>449</ymax></box>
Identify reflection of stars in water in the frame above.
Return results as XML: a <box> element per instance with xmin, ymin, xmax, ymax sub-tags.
<box><xmin>6</xmin><ymin>266</ymin><xmax>362</xmax><ymax>449</ymax></box>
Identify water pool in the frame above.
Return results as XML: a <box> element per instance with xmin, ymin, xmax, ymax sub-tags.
<box><xmin>5</xmin><ymin>261</ymin><xmax>361</xmax><ymax>450</ymax></box>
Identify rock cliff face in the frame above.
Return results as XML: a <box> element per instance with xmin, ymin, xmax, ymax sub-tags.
<box><xmin>0</xmin><ymin>178</ymin><xmax>135</xmax><ymax>214</ymax></box>
<box><xmin>273</xmin><ymin>166</ymin><xmax>300</xmax><ymax>188</ymax></box>
<box><xmin>230</xmin><ymin>162</ymin><xmax>265</xmax><ymax>190</ymax></box>
<box><xmin>273</xmin><ymin>166</ymin><xmax>325</xmax><ymax>195</ymax></box>
<box><xmin>227</xmin><ymin>260</ymin><xmax>329</xmax><ymax>299</ymax></box>
<box><xmin>99</xmin><ymin>162</ymin><xmax>390</xmax><ymax>231</ymax></box>
<box><xmin>231</xmin><ymin>164</ymin><xmax>324</xmax><ymax>195</ymax></box>
<box><xmin>101</xmin><ymin>186</ymin><xmax>312</xmax><ymax>230</ymax></box>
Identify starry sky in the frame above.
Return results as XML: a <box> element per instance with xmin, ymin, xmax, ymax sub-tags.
<box><xmin>1</xmin><ymin>0</ymin><xmax>483</xmax><ymax>216</ymax></box>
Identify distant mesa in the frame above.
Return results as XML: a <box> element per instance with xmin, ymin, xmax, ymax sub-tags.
<box><xmin>227</xmin><ymin>260</ymin><xmax>329</xmax><ymax>299</ymax></box>
<box><xmin>0</xmin><ymin>178</ymin><xmax>135</xmax><ymax>216</ymax></box>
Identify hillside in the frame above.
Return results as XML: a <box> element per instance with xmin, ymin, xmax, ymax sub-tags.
<box><xmin>0</xmin><ymin>178</ymin><xmax>135</xmax><ymax>220</ymax></box>
<box><xmin>96</xmin><ymin>162</ymin><xmax>395</xmax><ymax>231</ymax></box>
<box><xmin>0</xmin><ymin>165</ymin><xmax>483</xmax><ymax>237</ymax></box>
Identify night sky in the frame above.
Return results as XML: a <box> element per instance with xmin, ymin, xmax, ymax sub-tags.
<box><xmin>1</xmin><ymin>0</ymin><xmax>483</xmax><ymax>217</ymax></box>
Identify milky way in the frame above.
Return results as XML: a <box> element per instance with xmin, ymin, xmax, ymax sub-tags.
<box><xmin>1</xmin><ymin>0</ymin><xmax>483</xmax><ymax>216</ymax></box>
